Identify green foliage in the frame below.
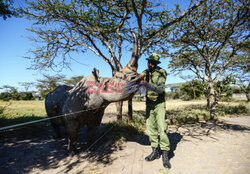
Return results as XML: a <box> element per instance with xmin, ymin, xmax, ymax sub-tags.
<box><xmin>166</xmin><ymin>0</ymin><xmax>249</xmax><ymax>115</ymax></box>
<box><xmin>22</xmin><ymin>0</ymin><xmax>201</xmax><ymax>72</ymax></box>
<box><xmin>165</xmin><ymin>91</ymin><xmax>180</xmax><ymax>100</ymax></box>
<box><xmin>0</xmin><ymin>92</ymin><xmax>11</xmax><ymax>101</ymax></box>
<box><xmin>166</xmin><ymin>103</ymin><xmax>249</xmax><ymax>125</ymax></box>
<box><xmin>101</xmin><ymin>114</ymin><xmax>145</xmax><ymax>148</ymax></box>
<box><xmin>36</xmin><ymin>74</ymin><xmax>66</xmax><ymax>99</ymax></box>
<box><xmin>0</xmin><ymin>92</ymin><xmax>34</xmax><ymax>101</ymax></box>
<box><xmin>180</xmin><ymin>80</ymin><xmax>204</xmax><ymax>100</ymax></box>
<box><xmin>214</xmin><ymin>75</ymin><xmax>236</xmax><ymax>101</ymax></box>
<box><xmin>18</xmin><ymin>92</ymin><xmax>34</xmax><ymax>100</ymax></box>
<box><xmin>0</xmin><ymin>106</ymin><xmax>4</xmax><ymax>115</ymax></box>
<box><xmin>216</xmin><ymin>104</ymin><xmax>249</xmax><ymax>116</ymax></box>
<box><xmin>0</xmin><ymin>0</ymin><xmax>15</xmax><ymax>20</ymax></box>
<box><xmin>166</xmin><ymin>105</ymin><xmax>210</xmax><ymax>125</ymax></box>
<box><xmin>0</xmin><ymin>85</ymin><xmax>35</xmax><ymax>101</ymax></box>
<box><xmin>64</xmin><ymin>75</ymin><xmax>84</xmax><ymax>87</ymax></box>
<box><xmin>0</xmin><ymin>75</ymin><xmax>85</xmax><ymax>100</ymax></box>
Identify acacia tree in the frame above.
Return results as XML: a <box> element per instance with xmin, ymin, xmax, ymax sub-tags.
<box><xmin>22</xmin><ymin>0</ymin><xmax>203</xmax><ymax>120</ymax></box>
<box><xmin>36</xmin><ymin>74</ymin><xmax>65</xmax><ymax>98</ymax></box>
<box><xmin>236</xmin><ymin>75</ymin><xmax>250</xmax><ymax>102</ymax></box>
<box><xmin>0</xmin><ymin>0</ymin><xmax>16</xmax><ymax>20</ymax></box>
<box><xmin>19</xmin><ymin>82</ymin><xmax>34</xmax><ymax>92</ymax></box>
<box><xmin>229</xmin><ymin>48</ymin><xmax>250</xmax><ymax>102</ymax></box>
<box><xmin>180</xmin><ymin>80</ymin><xmax>204</xmax><ymax>100</ymax></box>
<box><xmin>163</xmin><ymin>0</ymin><xmax>249</xmax><ymax>118</ymax></box>
<box><xmin>64</xmin><ymin>75</ymin><xmax>84</xmax><ymax>87</ymax></box>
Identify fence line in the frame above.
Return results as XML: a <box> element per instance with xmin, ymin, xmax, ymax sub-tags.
<box><xmin>0</xmin><ymin>105</ymin><xmax>107</xmax><ymax>132</ymax></box>
<box><xmin>1</xmin><ymin>104</ymin><xmax>117</xmax><ymax>154</ymax></box>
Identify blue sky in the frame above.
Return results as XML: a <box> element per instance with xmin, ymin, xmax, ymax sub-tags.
<box><xmin>0</xmin><ymin>0</ymin><xmax>190</xmax><ymax>92</ymax></box>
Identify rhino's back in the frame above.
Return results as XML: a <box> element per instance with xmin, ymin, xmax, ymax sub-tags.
<box><xmin>45</xmin><ymin>85</ymin><xmax>72</xmax><ymax>117</ymax></box>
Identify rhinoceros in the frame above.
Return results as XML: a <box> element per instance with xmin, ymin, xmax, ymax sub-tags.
<box><xmin>45</xmin><ymin>40</ymin><xmax>140</xmax><ymax>154</ymax></box>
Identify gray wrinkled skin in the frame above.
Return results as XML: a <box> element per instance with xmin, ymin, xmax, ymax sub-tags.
<box><xmin>45</xmin><ymin>67</ymin><xmax>139</xmax><ymax>154</ymax></box>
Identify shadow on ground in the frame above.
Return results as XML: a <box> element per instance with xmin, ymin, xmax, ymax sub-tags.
<box><xmin>0</xmin><ymin>120</ymin><xmax>143</xmax><ymax>173</ymax></box>
<box><xmin>0</xmin><ymin>113</ymin><xmax>249</xmax><ymax>173</ymax></box>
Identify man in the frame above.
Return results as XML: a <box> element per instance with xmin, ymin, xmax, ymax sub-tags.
<box><xmin>139</xmin><ymin>53</ymin><xmax>171</xmax><ymax>169</ymax></box>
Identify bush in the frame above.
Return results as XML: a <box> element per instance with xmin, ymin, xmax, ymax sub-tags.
<box><xmin>19</xmin><ymin>92</ymin><xmax>34</xmax><ymax>100</ymax></box>
<box><xmin>216</xmin><ymin>104</ymin><xmax>249</xmax><ymax>115</ymax></box>
<box><xmin>166</xmin><ymin>104</ymin><xmax>249</xmax><ymax>125</ymax></box>
<box><xmin>0</xmin><ymin>106</ymin><xmax>4</xmax><ymax>115</ymax></box>
<box><xmin>166</xmin><ymin>105</ymin><xmax>210</xmax><ymax>125</ymax></box>
<box><xmin>101</xmin><ymin>115</ymin><xmax>146</xmax><ymax>149</ymax></box>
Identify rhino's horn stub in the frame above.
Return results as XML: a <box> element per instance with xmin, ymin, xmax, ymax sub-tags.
<box><xmin>92</xmin><ymin>68</ymin><xmax>100</xmax><ymax>83</ymax></box>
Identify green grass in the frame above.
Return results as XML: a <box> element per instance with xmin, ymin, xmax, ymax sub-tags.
<box><xmin>100</xmin><ymin>114</ymin><xmax>146</xmax><ymax>149</ymax></box>
<box><xmin>0</xmin><ymin>100</ymin><xmax>47</xmax><ymax>127</ymax></box>
<box><xmin>0</xmin><ymin>99</ymin><xmax>249</xmax><ymax>128</ymax></box>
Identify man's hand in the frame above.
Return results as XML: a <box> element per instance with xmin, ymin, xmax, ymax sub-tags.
<box><xmin>140</xmin><ymin>80</ymin><xmax>148</xmax><ymax>84</ymax></box>
<box><xmin>136</xmin><ymin>73</ymin><xmax>145</xmax><ymax>83</ymax></box>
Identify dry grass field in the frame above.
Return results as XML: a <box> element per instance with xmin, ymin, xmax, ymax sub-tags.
<box><xmin>106</xmin><ymin>99</ymin><xmax>250</xmax><ymax>112</ymax></box>
<box><xmin>0</xmin><ymin>99</ymin><xmax>249</xmax><ymax>127</ymax></box>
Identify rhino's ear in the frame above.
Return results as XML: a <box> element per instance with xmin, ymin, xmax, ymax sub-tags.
<box><xmin>92</xmin><ymin>68</ymin><xmax>100</xmax><ymax>83</ymax></box>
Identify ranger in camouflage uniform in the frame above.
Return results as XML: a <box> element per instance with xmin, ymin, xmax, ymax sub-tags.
<box><xmin>139</xmin><ymin>53</ymin><xmax>171</xmax><ymax>169</ymax></box>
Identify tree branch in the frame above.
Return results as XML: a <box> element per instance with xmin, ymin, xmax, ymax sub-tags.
<box><xmin>144</xmin><ymin>0</ymin><xmax>204</xmax><ymax>42</ymax></box>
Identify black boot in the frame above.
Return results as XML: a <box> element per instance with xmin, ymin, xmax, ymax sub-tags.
<box><xmin>145</xmin><ymin>147</ymin><xmax>160</xmax><ymax>161</ymax></box>
<box><xmin>162</xmin><ymin>150</ymin><xmax>171</xmax><ymax>168</ymax></box>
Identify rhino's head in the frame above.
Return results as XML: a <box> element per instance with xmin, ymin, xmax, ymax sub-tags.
<box><xmin>89</xmin><ymin>32</ymin><xmax>141</xmax><ymax>102</ymax></box>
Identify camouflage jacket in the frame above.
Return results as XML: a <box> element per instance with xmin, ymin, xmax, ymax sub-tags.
<box><xmin>142</xmin><ymin>66</ymin><xmax>167</xmax><ymax>103</ymax></box>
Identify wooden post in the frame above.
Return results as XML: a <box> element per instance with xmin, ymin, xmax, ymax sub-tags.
<box><xmin>128</xmin><ymin>98</ymin><xmax>133</xmax><ymax>121</ymax></box>
<box><xmin>116</xmin><ymin>101</ymin><xmax>123</xmax><ymax>120</ymax></box>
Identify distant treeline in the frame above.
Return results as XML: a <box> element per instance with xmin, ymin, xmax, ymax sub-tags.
<box><xmin>0</xmin><ymin>74</ymin><xmax>84</xmax><ymax>101</ymax></box>
<box><xmin>0</xmin><ymin>91</ymin><xmax>35</xmax><ymax>101</ymax></box>
<box><xmin>0</xmin><ymin>75</ymin><xmax>249</xmax><ymax>102</ymax></box>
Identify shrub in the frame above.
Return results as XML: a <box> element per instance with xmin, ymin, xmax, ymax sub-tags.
<box><xmin>101</xmin><ymin>114</ymin><xmax>146</xmax><ymax>149</ymax></box>
<box><xmin>166</xmin><ymin>104</ymin><xmax>249</xmax><ymax>125</ymax></box>
<box><xmin>216</xmin><ymin>104</ymin><xmax>249</xmax><ymax>115</ymax></box>
<box><xmin>0</xmin><ymin>106</ymin><xmax>4</xmax><ymax>115</ymax></box>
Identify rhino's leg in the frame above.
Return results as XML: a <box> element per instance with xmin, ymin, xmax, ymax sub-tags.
<box><xmin>86</xmin><ymin>111</ymin><xmax>104</xmax><ymax>143</ymax></box>
<box><xmin>51</xmin><ymin>122</ymin><xmax>62</xmax><ymax>139</ymax></box>
<box><xmin>86</xmin><ymin>125</ymin><xmax>100</xmax><ymax>143</ymax></box>
<box><xmin>65</xmin><ymin>121</ymin><xmax>79</xmax><ymax>155</ymax></box>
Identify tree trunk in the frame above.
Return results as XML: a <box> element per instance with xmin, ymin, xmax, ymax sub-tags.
<box><xmin>116</xmin><ymin>101</ymin><xmax>123</xmax><ymax>120</ymax></box>
<box><xmin>246</xmin><ymin>93</ymin><xmax>250</xmax><ymax>102</ymax></box>
<box><xmin>128</xmin><ymin>98</ymin><xmax>133</xmax><ymax>121</ymax></box>
<box><xmin>193</xmin><ymin>87</ymin><xmax>196</xmax><ymax>100</ymax></box>
<box><xmin>204</xmin><ymin>88</ymin><xmax>210</xmax><ymax>109</ymax></box>
<box><xmin>207</xmin><ymin>82</ymin><xmax>217</xmax><ymax>120</ymax></box>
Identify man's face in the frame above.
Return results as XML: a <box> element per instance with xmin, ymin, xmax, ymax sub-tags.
<box><xmin>148</xmin><ymin>60</ymin><xmax>157</xmax><ymax>72</ymax></box>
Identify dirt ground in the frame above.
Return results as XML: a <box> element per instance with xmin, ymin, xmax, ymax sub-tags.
<box><xmin>0</xmin><ymin>107</ymin><xmax>250</xmax><ymax>174</ymax></box>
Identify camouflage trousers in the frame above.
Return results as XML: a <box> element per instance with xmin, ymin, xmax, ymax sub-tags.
<box><xmin>146</xmin><ymin>101</ymin><xmax>170</xmax><ymax>151</ymax></box>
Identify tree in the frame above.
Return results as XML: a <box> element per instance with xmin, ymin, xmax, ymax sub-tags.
<box><xmin>231</xmin><ymin>51</ymin><xmax>250</xmax><ymax>102</ymax></box>
<box><xmin>64</xmin><ymin>75</ymin><xmax>84</xmax><ymax>87</ymax></box>
<box><xmin>0</xmin><ymin>85</ymin><xmax>19</xmax><ymax>100</ymax></box>
<box><xmin>19</xmin><ymin>82</ymin><xmax>34</xmax><ymax>92</ymax></box>
<box><xmin>36</xmin><ymin>74</ymin><xmax>65</xmax><ymax>99</ymax></box>
<box><xmin>18</xmin><ymin>92</ymin><xmax>34</xmax><ymax>100</ymax></box>
<box><xmin>0</xmin><ymin>0</ymin><xmax>16</xmax><ymax>20</ymax></box>
<box><xmin>180</xmin><ymin>80</ymin><xmax>204</xmax><ymax>100</ymax></box>
<box><xmin>214</xmin><ymin>75</ymin><xmax>235</xmax><ymax>102</ymax></box>
<box><xmin>22</xmin><ymin>0</ymin><xmax>203</xmax><ymax>119</ymax></box>
<box><xmin>165</xmin><ymin>0</ymin><xmax>249</xmax><ymax>118</ymax></box>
